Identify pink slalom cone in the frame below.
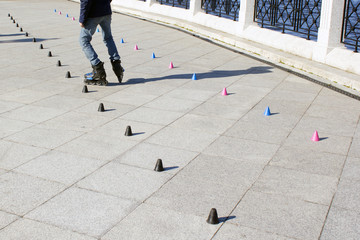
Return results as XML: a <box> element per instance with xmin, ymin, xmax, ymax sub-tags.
<box><xmin>222</xmin><ymin>87</ymin><xmax>228</xmax><ymax>96</ymax></box>
<box><xmin>72</xmin><ymin>17</ymin><xmax>75</xmax><ymax>21</ymax></box>
<box><xmin>59</xmin><ymin>11</ymin><xmax>62</xmax><ymax>15</ymax></box>
<box><xmin>169</xmin><ymin>61</ymin><xmax>174</xmax><ymax>69</ymax></box>
<box><xmin>134</xmin><ymin>44</ymin><xmax>138</xmax><ymax>50</ymax></box>
<box><xmin>311</xmin><ymin>130</ymin><xmax>320</xmax><ymax>142</ymax></box>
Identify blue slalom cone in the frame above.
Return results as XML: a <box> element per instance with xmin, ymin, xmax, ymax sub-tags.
<box><xmin>120</xmin><ymin>38</ymin><xmax>124</xmax><ymax>43</ymax></box>
<box><xmin>152</xmin><ymin>52</ymin><xmax>155</xmax><ymax>59</ymax></box>
<box><xmin>192</xmin><ymin>73</ymin><xmax>197</xmax><ymax>80</ymax></box>
<box><xmin>97</xmin><ymin>28</ymin><xmax>100</xmax><ymax>32</ymax></box>
<box><xmin>264</xmin><ymin>106</ymin><xmax>271</xmax><ymax>116</ymax></box>
<box><xmin>54</xmin><ymin>9</ymin><xmax>56</xmax><ymax>13</ymax></box>
<box><xmin>66</xmin><ymin>14</ymin><xmax>69</xmax><ymax>18</ymax></box>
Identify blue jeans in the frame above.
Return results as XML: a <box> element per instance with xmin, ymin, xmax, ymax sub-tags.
<box><xmin>79</xmin><ymin>14</ymin><xmax>120</xmax><ymax>66</ymax></box>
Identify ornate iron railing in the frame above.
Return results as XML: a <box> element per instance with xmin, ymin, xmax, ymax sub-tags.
<box><xmin>201</xmin><ymin>0</ymin><xmax>241</xmax><ymax>21</ymax></box>
<box><xmin>254</xmin><ymin>0</ymin><xmax>322</xmax><ymax>40</ymax></box>
<box><xmin>342</xmin><ymin>0</ymin><xmax>360</xmax><ymax>52</ymax></box>
<box><xmin>156</xmin><ymin>0</ymin><xmax>190</xmax><ymax>9</ymax></box>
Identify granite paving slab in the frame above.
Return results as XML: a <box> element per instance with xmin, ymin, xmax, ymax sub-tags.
<box><xmin>269</xmin><ymin>146</ymin><xmax>346</xmax><ymax>177</ymax></box>
<box><xmin>252</xmin><ymin>166</ymin><xmax>338</xmax><ymax>205</ymax></box>
<box><xmin>25</xmin><ymin>187</ymin><xmax>138</xmax><ymax>238</ymax></box>
<box><xmin>114</xmin><ymin>142</ymin><xmax>198</xmax><ymax>174</ymax></box>
<box><xmin>283</xmin><ymin>130</ymin><xmax>352</xmax><ymax>155</ymax></box>
<box><xmin>212</xmin><ymin>223</ymin><xmax>296</xmax><ymax>240</ymax></box>
<box><xmin>145</xmin><ymin>174</ymin><xmax>248</xmax><ymax>218</ymax></box>
<box><xmin>56</xmin><ymin>132</ymin><xmax>138</xmax><ymax>161</ymax></box>
<box><xmin>341</xmin><ymin>157</ymin><xmax>360</xmax><ymax>181</ymax></box>
<box><xmin>0</xmin><ymin>172</ymin><xmax>65</xmax><ymax>215</ymax></box>
<box><xmin>0</xmin><ymin>117</ymin><xmax>34</xmax><ymax>138</ymax></box>
<box><xmin>203</xmin><ymin>136</ymin><xmax>280</xmax><ymax>165</ymax></box>
<box><xmin>169</xmin><ymin>113</ymin><xmax>236</xmax><ymax>135</ymax></box>
<box><xmin>120</xmin><ymin>106</ymin><xmax>185</xmax><ymax>125</ymax></box>
<box><xmin>232</xmin><ymin>191</ymin><xmax>329</xmax><ymax>240</ymax></box>
<box><xmin>320</xmin><ymin>206</ymin><xmax>360</xmax><ymax>240</ymax></box>
<box><xmin>0</xmin><ymin>211</ymin><xmax>19</xmax><ymax>230</ymax></box>
<box><xmin>77</xmin><ymin>162</ymin><xmax>172</xmax><ymax>201</ymax></box>
<box><xmin>176</xmin><ymin>154</ymin><xmax>263</xmax><ymax>188</ymax></box>
<box><xmin>146</xmin><ymin>126</ymin><xmax>219</xmax><ymax>152</ymax></box>
<box><xmin>0</xmin><ymin>140</ymin><xmax>49</xmax><ymax>170</ymax></box>
<box><xmin>102</xmin><ymin>203</ymin><xmax>219</xmax><ymax>240</ymax></box>
<box><xmin>332</xmin><ymin>178</ymin><xmax>360</xmax><ymax>211</ymax></box>
<box><xmin>14</xmin><ymin>150</ymin><xmax>104</xmax><ymax>185</ymax></box>
<box><xmin>5</xmin><ymin>125</ymin><xmax>84</xmax><ymax>149</ymax></box>
<box><xmin>0</xmin><ymin>219</ymin><xmax>96</xmax><ymax>240</ymax></box>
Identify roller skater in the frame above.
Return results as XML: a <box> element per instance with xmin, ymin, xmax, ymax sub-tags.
<box><xmin>79</xmin><ymin>0</ymin><xmax>124</xmax><ymax>85</ymax></box>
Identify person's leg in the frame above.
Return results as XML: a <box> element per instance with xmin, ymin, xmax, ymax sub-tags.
<box><xmin>79</xmin><ymin>17</ymin><xmax>101</xmax><ymax>66</ymax></box>
<box><xmin>99</xmin><ymin>14</ymin><xmax>120</xmax><ymax>61</ymax></box>
<box><xmin>99</xmin><ymin>15</ymin><xmax>124</xmax><ymax>83</ymax></box>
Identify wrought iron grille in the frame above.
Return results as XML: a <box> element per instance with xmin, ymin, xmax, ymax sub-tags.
<box><xmin>201</xmin><ymin>0</ymin><xmax>241</xmax><ymax>21</ymax></box>
<box><xmin>156</xmin><ymin>0</ymin><xmax>190</xmax><ymax>9</ymax></box>
<box><xmin>254</xmin><ymin>0</ymin><xmax>322</xmax><ymax>40</ymax></box>
<box><xmin>342</xmin><ymin>0</ymin><xmax>360</xmax><ymax>52</ymax></box>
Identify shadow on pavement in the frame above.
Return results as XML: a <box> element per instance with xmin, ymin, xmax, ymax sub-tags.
<box><xmin>123</xmin><ymin>66</ymin><xmax>273</xmax><ymax>85</ymax></box>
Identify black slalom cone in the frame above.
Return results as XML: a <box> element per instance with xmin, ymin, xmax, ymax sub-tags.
<box><xmin>57</xmin><ymin>60</ymin><xmax>61</xmax><ymax>67</ymax></box>
<box><xmin>32</xmin><ymin>37</ymin><xmax>36</xmax><ymax>42</ymax></box>
<box><xmin>20</xmin><ymin>27</ymin><xmax>23</xmax><ymax>32</ymax></box>
<box><xmin>124</xmin><ymin>126</ymin><xmax>132</xmax><ymax>136</ymax></box>
<box><xmin>16</xmin><ymin>23</ymin><xmax>19</xmax><ymax>27</ymax></box>
<box><xmin>48</xmin><ymin>51</ymin><xmax>52</xmax><ymax>57</ymax></box>
<box><xmin>154</xmin><ymin>159</ymin><xmax>164</xmax><ymax>172</ymax></box>
<box><xmin>8</xmin><ymin>13</ymin><xmax>10</xmax><ymax>17</ymax></box>
<box><xmin>65</xmin><ymin>71</ymin><xmax>71</xmax><ymax>78</ymax></box>
<box><xmin>39</xmin><ymin>44</ymin><xmax>43</xmax><ymax>49</ymax></box>
<box><xmin>82</xmin><ymin>85</ymin><xmax>88</xmax><ymax>93</ymax></box>
<box><xmin>13</xmin><ymin>19</ymin><xmax>15</xmax><ymax>23</ymax></box>
<box><xmin>25</xmin><ymin>32</ymin><xmax>28</xmax><ymax>37</ymax></box>
<box><xmin>206</xmin><ymin>208</ymin><xmax>219</xmax><ymax>224</ymax></box>
<box><xmin>10</xmin><ymin>16</ymin><xmax>13</xmax><ymax>20</ymax></box>
<box><xmin>98</xmin><ymin>103</ymin><xmax>105</xmax><ymax>112</ymax></box>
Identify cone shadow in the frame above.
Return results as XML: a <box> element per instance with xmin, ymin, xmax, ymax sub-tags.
<box><xmin>163</xmin><ymin>166</ymin><xmax>179</xmax><ymax>171</ymax></box>
<box><xmin>218</xmin><ymin>215</ymin><xmax>236</xmax><ymax>223</ymax></box>
<box><xmin>319</xmin><ymin>137</ymin><xmax>328</xmax><ymax>141</ymax></box>
<box><xmin>131</xmin><ymin>132</ymin><xmax>145</xmax><ymax>136</ymax></box>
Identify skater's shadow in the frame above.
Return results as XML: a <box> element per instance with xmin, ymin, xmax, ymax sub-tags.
<box><xmin>0</xmin><ymin>33</ymin><xmax>24</xmax><ymax>37</ymax></box>
<box><xmin>123</xmin><ymin>66</ymin><xmax>273</xmax><ymax>85</ymax></box>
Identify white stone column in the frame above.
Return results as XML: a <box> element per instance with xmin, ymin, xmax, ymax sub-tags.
<box><xmin>238</xmin><ymin>0</ymin><xmax>256</xmax><ymax>33</ymax></box>
<box><xmin>313</xmin><ymin>0</ymin><xmax>345</xmax><ymax>62</ymax></box>
<box><xmin>146</xmin><ymin>0</ymin><xmax>157</xmax><ymax>7</ymax></box>
<box><xmin>190</xmin><ymin>0</ymin><xmax>202</xmax><ymax>15</ymax></box>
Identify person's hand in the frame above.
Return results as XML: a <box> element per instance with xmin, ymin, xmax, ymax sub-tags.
<box><xmin>79</xmin><ymin>23</ymin><xmax>84</xmax><ymax>28</ymax></box>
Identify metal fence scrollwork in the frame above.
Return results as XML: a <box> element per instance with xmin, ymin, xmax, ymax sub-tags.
<box><xmin>156</xmin><ymin>0</ymin><xmax>190</xmax><ymax>9</ymax></box>
<box><xmin>201</xmin><ymin>0</ymin><xmax>241</xmax><ymax>21</ymax></box>
<box><xmin>254</xmin><ymin>0</ymin><xmax>322</xmax><ymax>40</ymax></box>
<box><xmin>342</xmin><ymin>0</ymin><xmax>360</xmax><ymax>52</ymax></box>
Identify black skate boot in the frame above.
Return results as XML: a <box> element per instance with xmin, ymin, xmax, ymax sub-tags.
<box><xmin>110</xmin><ymin>59</ymin><xmax>124</xmax><ymax>83</ymax></box>
<box><xmin>84</xmin><ymin>62</ymin><xmax>108</xmax><ymax>86</ymax></box>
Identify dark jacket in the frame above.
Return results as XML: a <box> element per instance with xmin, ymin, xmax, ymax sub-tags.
<box><xmin>79</xmin><ymin>0</ymin><xmax>112</xmax><ymax>24</ymax></box>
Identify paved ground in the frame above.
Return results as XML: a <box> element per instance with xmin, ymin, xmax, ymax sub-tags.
<box><xmin>1</xmin><ymin>0</ymin><xmax>360</xmax><ymax>239</ymax></box>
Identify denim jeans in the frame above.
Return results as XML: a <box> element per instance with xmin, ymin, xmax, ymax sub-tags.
<box><xmin>79</xmin><ymin>14</ymin><xmax>120</xmax><ymax>66</ymax></box>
